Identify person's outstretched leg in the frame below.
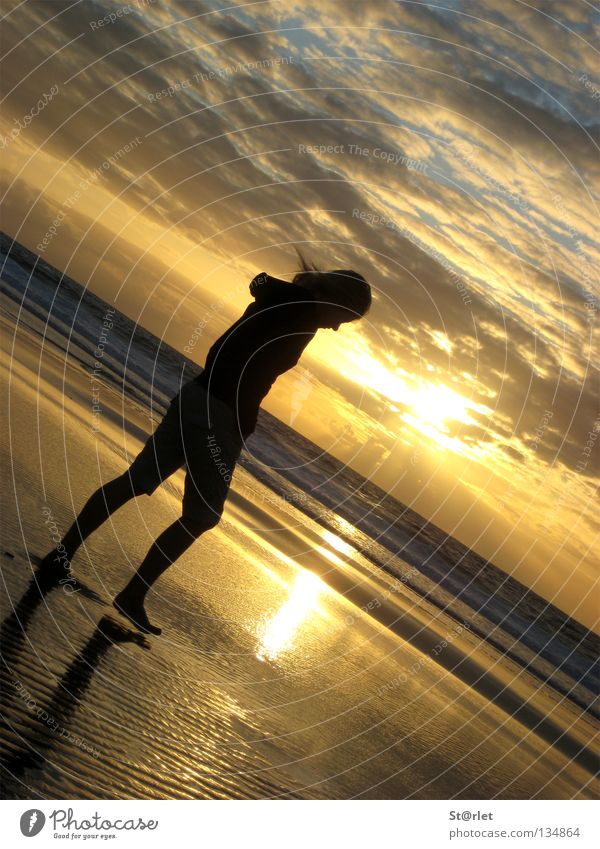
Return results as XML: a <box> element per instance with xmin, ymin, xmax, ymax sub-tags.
<box><xmin>39</xmin><ymin>472</ymin><xmax>141</xmax><ymax>575</ymax></box>
<box><xmin>113</xmin><ymin>517</ymin><xmax>212</xmax><ymax>635</ymax></box>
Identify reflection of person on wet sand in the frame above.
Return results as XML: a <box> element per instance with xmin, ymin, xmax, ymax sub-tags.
<box><xmin>39</xmin><ymin>255</ymin><xmax>371</xmax><ymax>635</ymax></box>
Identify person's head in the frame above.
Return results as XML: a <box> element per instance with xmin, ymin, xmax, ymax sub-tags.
<box><xmin>292</xmin><ymin>250</ymin><xmax>371</xmax><ymax>330</ymax></box>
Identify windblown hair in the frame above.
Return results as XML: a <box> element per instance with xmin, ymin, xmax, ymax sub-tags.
<box><xmin>292</xmin><ymin>248</ymin><xmax>371</xmax><ymax>319</ymax></box>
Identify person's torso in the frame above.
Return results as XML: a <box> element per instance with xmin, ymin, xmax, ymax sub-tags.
<box><xmin>195</xmin><ymin>282</ymin><xmax>318</xmax><ymax>437</ymax></box>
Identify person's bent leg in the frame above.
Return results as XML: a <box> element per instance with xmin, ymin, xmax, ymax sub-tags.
<box><xmin>39</xmin><ymin>472</ymin><xmax>142</xmax><ymax>576</ymax></box>
<box><xmin>113</xmin><ymin>395</ymin><xmax>239</xmax><ymax>634</ymax></box>
<box><xmin>113</xmin><ymin>515</ymin><xmax>215</xmax><ymax>635</ymax></box>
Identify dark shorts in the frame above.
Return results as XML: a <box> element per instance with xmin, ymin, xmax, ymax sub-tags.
<box><xmin>127</xmin><ymin>381</ymin><xmax>243</xmax><ymax>524</ymax></box>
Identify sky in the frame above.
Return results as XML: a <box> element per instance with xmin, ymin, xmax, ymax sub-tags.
<box><xmin>1</xmin><ymin>0</ymin><xmax>598</xmax><ymax>630</ymax></box>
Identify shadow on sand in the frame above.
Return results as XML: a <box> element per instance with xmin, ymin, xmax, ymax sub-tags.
<box><xmin>1</xmin><ymin>569</ymin><xmax>149</xmax><ymax>795</ymax></box>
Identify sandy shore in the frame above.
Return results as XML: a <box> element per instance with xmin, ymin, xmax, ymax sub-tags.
<box><xmin>1</xmin><ymin>305</ymin><xmax>598</xmax><ymax>799</ymax></box>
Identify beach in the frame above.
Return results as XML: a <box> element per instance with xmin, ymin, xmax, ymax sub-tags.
<box><xmin>1</xmin><ymin>259</ymin><xmax>598</xmax><ymax>800</ymax></box>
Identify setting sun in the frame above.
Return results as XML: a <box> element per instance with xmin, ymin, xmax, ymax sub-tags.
<box><xmin>329</xmin><ymin>337</ymin><xmax>493</xmax><ymax>453</ymax></box>
<box><xmin>406</xmin><ymin>382</ymin><xmax>479</xmax><ymax>432</ymax></box>
<box><xmin>2</xmin><ymin>0</ymin><xmax>597</xmax><ymax>811</ymax></box>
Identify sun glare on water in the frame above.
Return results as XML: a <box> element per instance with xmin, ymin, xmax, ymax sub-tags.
<box><xmin>321</xmin><ymin>529</ymin><xmax>354</xmax><ymax>556</ymax></box>
<box><xmin>395</xmin><ymin>377</ymin><xmax>490</xmax><ymax>455</ymax></box>
<box><xmin>409</xmin><ymin>382</ymin><xmax>472</xmax><ymax>425</ymax></box>
<box><xmin>256</xmin><ymin>571</ymin><xmax>324</xmax><ymax>662</ymax></box>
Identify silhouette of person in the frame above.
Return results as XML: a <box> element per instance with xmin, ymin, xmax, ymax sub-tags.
<box><xmin>38</xmin><ymin>255</ymin><xmax>371</xmax><ymax>634</ymax></box>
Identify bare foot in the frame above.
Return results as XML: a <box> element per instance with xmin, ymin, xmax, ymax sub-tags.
<box><xmin>113</xmin><ymin>592</ymin><xmax>162</xmax><ymax>635</ymax></box>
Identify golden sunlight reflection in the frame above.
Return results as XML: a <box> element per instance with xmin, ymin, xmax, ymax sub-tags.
<box><xmin>322</xmin><ymin>529</ymin><xmax>354</xmax><ymax>556</ymax></box>
<box><xmin>256</xmin><ymin>571</ymin><xmax>324</xmax><ymax>662</ymax></box>
<box><xmin>330</xmin><ymin>513</ymin><xmax>359</xmax><ymax>538</ymax></box>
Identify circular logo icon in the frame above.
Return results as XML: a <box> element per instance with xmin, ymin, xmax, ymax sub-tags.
<box><xmin>20</xmin><ymin>810</ymin><xmax>46</xmax><ymax>837</ymax></box>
